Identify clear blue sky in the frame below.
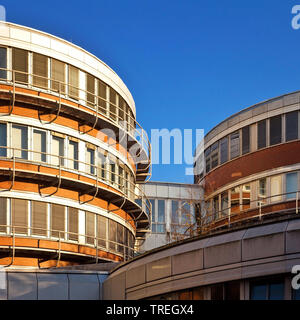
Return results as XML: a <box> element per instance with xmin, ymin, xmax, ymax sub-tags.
<box><xmin>2</xmin><ymin>0</ymin><xmax>300</xmax><ymax>183</ymax></box>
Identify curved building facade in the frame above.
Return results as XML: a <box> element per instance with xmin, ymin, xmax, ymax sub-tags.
<box><xmin>194</xmin><ymin>90</ymin><xmax>300</xmax><ymax>234</ymax></box>
<box><xmin>0</xmin><ymin>22</ymin><xmax>151</xmax><ymax>268</ymax></box>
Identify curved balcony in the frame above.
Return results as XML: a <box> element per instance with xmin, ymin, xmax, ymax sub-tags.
<box><xmin>0</xmin><ymin>224</ymin><xmax>137</xmax><ymax>267</ymax></box>
<box><xmin>0</xmin><ymin>68</ymin><xmax>151</xmax><ymax>182</ymax></box>
<box><xmin>199</xmin><ymin>191</ymin><xmax>300</xmax><ymax>234</ymax></box>
<box><xmin>0</xmin><ymin>147</ymin><xmax>151</xmax><ymax>237</ymax></box>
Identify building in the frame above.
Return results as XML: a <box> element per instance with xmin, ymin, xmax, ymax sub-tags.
<box><xmin>103</xmin><ymin>91</ymin><xmax>300</xmax><ymax>300</ymax></box>
<box><xmin>138</xmin><ymin>181</ymin><xmax>202</xmax><ymax>252</ymax></box>
<box><xmin>0</xmin><ymin>22</ymin><xmax>151</xmax><ymax>268</ymax></box>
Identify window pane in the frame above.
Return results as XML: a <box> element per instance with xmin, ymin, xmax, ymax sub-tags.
<box><xmin>230</xmin><ymin>186</ymin><xmax>240</xmax><ymax>214</ymax></box>
<box><xmin>258</xmin><ymin>178</ymin><xmax>267</xmax><ymax>205</ymax></box>
<box><xmin>68</xmin><ymin>207</ymin><xmax>78</xmax><ymax>241</ymax></box>
<box><xmin>220</xmin><ymin>137</ymin><xmax>228</xmax><ymax>164</ymax></box>
<box><xmin>270</xmin><ymin>175</ymin><xmax>282</xmax><ymax>202</ymax></box>
<box><xmin>211</xmin><ymin>142</ymin><xmax>219</xmax><ymax>169</ymax></box>
<box><xmin>251</xmin><ymin>283</ymin><xmax>267</xmax><ymax>300</ymax></box>
<box><xmin>85</xmin><ymin>212</ymin><xmax>95</xmax><ymax>245</ymax></box>
<box><xmin>270</xmin><ymin>115</ymin><xmax>282</xmax><ymax>146</ymax></box>
<box><xmin>257</xmin><ymin>120</ymin><xmax>266</xmax><ymax>149</ymax></box>
<box><xmin>97</xmin><ymin>215</ymin><xmax>107</xmax><ymax>248</ymax></box>
<box><xmin>68</xmin><ymin>140</ymin><xmax>78</xmax><ymax>170</ymax></box>
<box><xmin>171</xmin><ymin>200</ymin><xmax>179</xmax><ymax>224</ymax></box>
<box><xmin>52</xmin><ymin>135</ymin><xmax>64</xmax><ymax>166</ymax></box>
<box><xmin>225</xmin><ymin>281</ymin><xmax>240</xmax><ymax>300</ymax></box>
<box><xmin>286</xmin><ymin>172</ymin><xmax>298</xmax><ymax>199</ymax></box>
<box><xmin>242</xmin><ymin>126</ymin><xmax>250</xmax><ymax>154</ymax></box>
<box><xmin>0</xmin><ymin>47</ymin><xmax>7</xmax><ymax>80</ymax></box>
<box><xmin>158</xmin><ymin>200</ymin><xmax>165</xmax><ymax>223</ymax></box>
<box><xmin>12</xmin><ymin>48</ymin><xmax>28</xmax><ymax>84</ymax></box>
<box><xmin>269</xmin><ymin>282</ymin><xmax>284</xmax><ymax>300</ymax></box>
<box><xmin>150</xmin><ymin>199</ymin><xmax>155</xmax><ymax>222</ymax></box>
<box><xmin>86</xmin><ymin>147</ymin><xmax>95</xmax><ymax>175</ymax></box>
<box><xmin>221</xmin><ymin>192</ymin><xmax>229</xmax><ymax>216</ymax></box>
<box><xmin>51</xmin><ymin>59</ymin><xmax>65</xmax><ymax>93</ymax></box>
<box><xmin>97</xmin><ymin>148</ymin><xmax>106</xmax><ymax>180</ymax></box>
<box><xmin>32</xmin><ymin>201</ymin><xmax>47</xmax><ymax>236</ymax></box>
<box><xmin>33</xmin><ymin>129</ymin><xmax>46</xmax><ymax>162</ymax></box>
<box><xmin>68</xmin><ymin>65</ymin><xmax>79</xmax><ymax>99</ymax></box>
<box><xmin>0</xmin><ymin>123</ymin><xmax>7</xmax><ymax>157</ymax></box>
<box><xmin>211</xmin><ymin>284</ymin><xmax>224</xmax><ymax>300</ymax></box>
<box><xmin>286</xmin><ymin>111</ymin><xmax>298</xmax><ymax>142</ymax></box>
<box><xmin>213</xmin><ymin>196</ymin><xmax>219</xmax><ymax>220</ymax></box>
<box><xmin>98</xmin><ymin>80</ymin><xmax>107</xmax><ymax>115</ymax></box>
<box><xmin>109</xmin><ymin>219</ymin><xmax>117</xmax><ymax>251</ymax></box>
<box><xmin>86</xmin><ymin>73</ymin><xmax>95</xmax><ymax>107</ymax></box>
<box><xmin>117</xmin><ymin>223</ymin><xmax>124</xmax><ymax>254</ymax></box>
<box><xmin>32</xmin><ymin>53</ymin><xmax>48</xmax><ymax>88</ymax></box>
<box><xmin>230</xmin><ymin>131</ymin><xmax>240</xmax><ymax>159</ymax></box>
<box><xmin>109</xmin><ymin>88</ymin><xmax>117</xmax><ymax>121</ymax></box>
<box><xmin>12</xmin><ymin>125</ymin><xmax>28</xmax><ymax>159</ymax></box>
<box><xmin>242</xmin><ymin>184</ymin><xmax>251</xmax><ymax>210</ymax></box>
<box><xmin>51</xmin><ymin>204</ymin><xmax>65</xmax><ymax>238</ymax></box>
<box><xmin>11</xmin><ymin>199</ymin><xmax>28</xmax><ymax>234</ymax></box>
<box><xmin>0</xmin><ymin>198</ymin><xmax>6</xmax><ymax>232</ymax></box>
<box><xmin>205</xmin><ymin>147</ymin><xmax>211</xmax><ymax>173</ymax></box>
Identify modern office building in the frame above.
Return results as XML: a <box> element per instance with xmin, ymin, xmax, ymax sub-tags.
<box><xmin>138</xmin><ymin>181</ymin><xmax>202</xmax><ymax>252</ymax></box>
<box><xmin>0</xmin><ymin>22</ymin><xmax>151</xmax><ymax>268</ymax></box>
<box><xmin>103</xmin><ymin>91</ymin><xmax>300</xmax><ymax>300</ymax></box>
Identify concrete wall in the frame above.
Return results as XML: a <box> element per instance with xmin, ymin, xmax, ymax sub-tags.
<box><xmin>0</xmin><ymin>269</ymin><xmax>108</xmax><ymax>300</ymax></box>
<box><xmin>103</xmin><ymin>218</ymin><xmax>300</xmax><ymax>300</ymax></box>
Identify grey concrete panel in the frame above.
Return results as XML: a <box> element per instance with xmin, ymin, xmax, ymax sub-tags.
<box><xmin>68</xmin><ymin>274</ymin><xmax>100</xmax><ymax>300</ymax></box>
<box><xmin>156</xmin><ymin>185</ymin><xmax>169</xmax><ymax>198</ymax></box>
<box><xmin>239</xmin><ymin>109</ymin><xmax>253</xmax><ymax>122</ymax></box>
<box><xmin>37</xmin><ymin>273</ymin><xmax>68</xmax><ymax>300</ymax></box>
<box><xmin>286</xmin><ymin>229</ymin><xmax>300</xmax><ymax>254</ymax></box>
<box><xmin>7</xmin><ymin>272</ymin><xmax>37</xmax><ymax>300</ymax></box>
<box><xmin>110</xmin><ymin>272</ymin><xmax>126</xmax><ymax>300</ymax></box>
<box><xmin>172</xmin><ymin>249</ymin><xmax>203</xmax><ymax>275</ymax></box>
<box><xmin>0</xmin><ymin>270</ymin><xmax>7</xmax><ymax>300</ymax></box>
<box><xmin>268</xmin><ymin>98</ymin><xmax>283</xmax><ymax>111</ymax></box>
<box><xmin>252</xmin><ymin>103</ymin><xmax>267</xmax><ymax>116</ymax></box>
<box><xmin>242</xmin><ymin>233</ymin><xmax>285</xmax><ymax>261</ymax></box>
<box><xmin>205</xmin><ymin>230</ymin><xmax>246</xmax><ymax>247</ymax></box>
<box><xmin>204</xmin><ymin>241</ymin><xmax>241</xmax><ymax>268</ymax></box>
<box><xmin>228</xmin><ymin>115</ymin><xmax>240</xmax><ymax>127</ymax></box>
<box><xmin>287</xmin><ymin>219</ymin><xmax>300</xmax><ymax>231</ymax></box>
<box><xmin>283</xmin><ymin>92</ymin><xmax>299</xmax><ymax>106</ymax></box>
<box><xmin>243</xmin><ymin>221</ymin><xmax>288</xmax><ymax>239</ymax></box>
<box><xmin>146</xmin><ymin>257</ymin><xmax>171</xmax><ymax>282</ymax></box>
<box><xmin>126</xmin><ymin>264</ymin><xmax>145</xmax><ymax>288</ymax></box>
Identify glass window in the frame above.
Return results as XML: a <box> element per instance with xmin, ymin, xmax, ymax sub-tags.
<box><xmin>150</xmin><ymin>199</ymin><xmax>155</xmax><ymax>223</ymax></box>
<box><xmin>171</xmin><ymin>200</ymin><xmax>179</xmax><ymax>224</ymax></box>
<box><xmin>258</xmin><ymin>178</ymin><xmax>267</xmax><ymax>205</ymax></box>
<box><xmin>86</xmin><ymin>147</ymin><xmax>95</xmax><ymax>175</ymax></box>
<box><xmin>224</xmin><ymin>281</ymin><xmax>240</xmax><ymax>300</ymax></box>
<box><xmin>68</xmin><ymin>207</ymin><xmax>78</xmax><ymax>241</ymax></box>
<box><xmin>12</xmin><ymin>125</ymin><xmax>28</xmax><ymax>159</ymax></box>
<box><xmin>250</xmin><ymin>279</ymin><xmax>284</xmax><ymax>300</ymax></box>
<box><xmin>68</xmin><ymin>139</ymin><xmax>78</xmax><ymax>170</ymax></box>
<box><xmin>118</xmin><ymin>96</ymin><xmax>125</xmax><ymax>123</ymax></box>
<box><xmin>85</xmin><ymin>211</ymin><xmax>95</xmax><ymax>245</ymax></box>
<box><xmin>86</xmin><ymin>73</ymin><xmax>95</xmax><ymax>107</ymax></box>
<box><xmin>11</xmin><ymin>199</ymin><xmax>28</xmax><ymax>234</ymax></box>
<box><xmin>213</xmin><ymin>196</ymin><xmax>219</xmax><ymax>220</ymax></box>
<box><xmin>220</xmin><ymin>137</ymin><xmax>228</xmax><ymax>164</ymax></box>
<box><xmin>270</xmin><ymin>175</ymin><xmax>282</xmax><ymax>202</ymax></box>
<box><xmin>158</xmin><ymin>200</ymin><xmax>165</xmax><ymax>223</ymax></box>
<box><xmin>98</xmin><ymin>80</ymin><xmax>107</xmax><ymax>115</ymax></box>
<box><xmin>32</xmin><ymin>201</ymin><xmax>47</xmax><ymax>236</ymax></box>
<box><xmin>221</xmin><ymin>192</ymin><xmax>229</xmax><ymax>216</ymax></box>
<box><xmin>286</xmin><ymin>172</ymin><xmax>298</xmax><ymax>199</ymax></box>
<box><xmin>269</xmin><ymin>282</ymin><xmax>284</xmax><ymax>300</ymax></box>
<box><xmin>242</xmin><ymin>184</ymin><xmax>251</xmax><ymax>210</ymax></box>
<box><xmin>109</xmin><ymin>88</ymin><xmax>117</xmax><ymax>121</ymax></box>
<box><xmin>97</xmin><ymin>148</ymin><xmax>106</xmax><ymax>180</ymax></box>
<box><xmin>211</xmin><ymin>284</ymin><xmax>224</xmax><ymax>300</ymax></box>
<box><xmin>205</xmin><ymin>148</ymin><xmax>211</xmax><ymax>173</ymax></box>
<box><xmin>0</xmin><ymin>123</ymin><xmax>7</xmax><ymax>157</ymax></box>
<box><xmin>230</xmin><ymin>187</ymin><xmax>240</xmax><ymax>214</ymax></box>
<box><xmin>292</xmin><ymin>288</ymin><xmax>300</xmax><ymax>300</ymax></box>
<box><xmin>32</xmin><ymin>53</ymin><xmax>48</xmax><ymax>88</ymax></box>
<box><xmin>51</xmin><ymin>135</ymin><xmax>64</xmax><ymax>166</ymax></box>
<box><xmin>109</xmin><ymin>219</ymin><xmax>117</xmax><ymax>251</ymax></box>
<box><xmin>210</xmin><ymin>142</ymin><xmax>219</xmax><ymax>169</ymax></box>
<box><xmin>250</xmin><ymin>283</ymin><xmax>267</xmax><ymax>300</ymax></box>
<box><xmin>51</xmin><ymin>58</ymin><xmax>65</xmax><ymax>93</ymax></box>
<box><xmin>97</xmin><ymin>215</ymin><xmax>107</xmax><ymax>248</ymax></box>
<box><xmin>270</xmin><ymin>115</ymin><xmax>282</xmax><ymax>146</ymax></box>
<box><xmin>0</xmin><ymin>198</ymin><xmax>6</xmax><ymax>232</ymax></box>
<box><xmin>33</xmin><ymin>129</ymin><xmax>46</xmax><ymax>162</ymax></box>
<box><xmin>0</xmin><ymin>47</ymin><xmax>7</xmax><ymax>80</ymax></box>
<box><xmin>12</xmin><ymin>48</ymin><xmax>28</xmax><ymax>84</ymax></box>
<box><xmin>51</xmin><ymin>204</ymin><xmax>65</xmax><ymax>238</ymax></box>
<box><xmin>117</xmin><ymin>223</ymin><xmax>124</xmax><ymax>254</ymax></box>
<box><xmin>242</xmin><ymin>126</ymin><xmax>250</xmax><ymax>155</ymax></box>
<box><xmin>286</xmin><ymin>111</ymin><xmax>298</xmax><ymax>142</ymax></box>
<box><xmin>257</xmin><ymin>120</ymin><xmax>266</xmax><ymax>149</ymax></box>
<box><xmin>68</xmin><ymin>65</ymin><xmax>79</xmax><ymax>99</ymax></box>
<box><xmin>230</xmin><ymin>131</ymin><xmax>240</xmax><ymax>159</ymax></box>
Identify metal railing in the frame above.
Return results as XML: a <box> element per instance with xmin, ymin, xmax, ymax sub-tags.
<box><xmin>0</xmin><ymin>146</ymin><xmax>151</xmax><ymax>222</ymax></box>
<box><xmin>0</xmin><ymin>68</ymin><xmax>151</xmax><ymax>180</ymax></box>
<box><xmin>200</xmin><ymin>190</ymin><xmax>300</xmax><ymax>233</ymax></box>
<box><xmin>0</xmin><ymin>224</ymin><xmax>137</xmax><ymax>267</ymax></box>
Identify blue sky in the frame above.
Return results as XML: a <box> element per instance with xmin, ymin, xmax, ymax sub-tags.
<box><xmin>2</xmin><ymin>0</ymin><xmax>300</xmax><ymax>183</ymax></box>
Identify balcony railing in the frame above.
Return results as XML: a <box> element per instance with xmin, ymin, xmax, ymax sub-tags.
<box><xmin>0</xmin><ymin>68</ymin><xmax>151</xmax><ymax>180</ymax></box>
<box><xmin>0</xmin><ymin>146</ymin><xmax>151</xmax><ymax>224</ymax></box>
<box><xmin>199</xmin><ymin>190</ymin><xmax>300</xmax><ymax>234</ymax></box>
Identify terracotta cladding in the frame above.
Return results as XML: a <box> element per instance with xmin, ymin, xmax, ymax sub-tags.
<box><xmin>204</xmin><ymin>140</ymin><xmax>300</xmax><ymax>196</ymax></box>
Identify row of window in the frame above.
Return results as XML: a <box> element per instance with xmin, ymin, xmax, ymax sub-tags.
<box><xmin>200</xmin><ymin>111</ymin><xmax>299</xmax><ymax>177</ymax></box>
<box><xmin>0</xmin><ymin>197</ymin><xmax>135</xmax><ymax>258</ymax></box>
<box><xmin>0</xmin><ymin>47</ymin><xmax>135</xmax><ymax>131</ymax></box>
<box><xmin>0</xmin><ymin>122</ymin><xmax>136</xmax><ymax>200</ymax></box>
<box><xmin>206</xmin><ymin>171</ymin><xmax>299</xmax><ymax>220</ymax></box>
